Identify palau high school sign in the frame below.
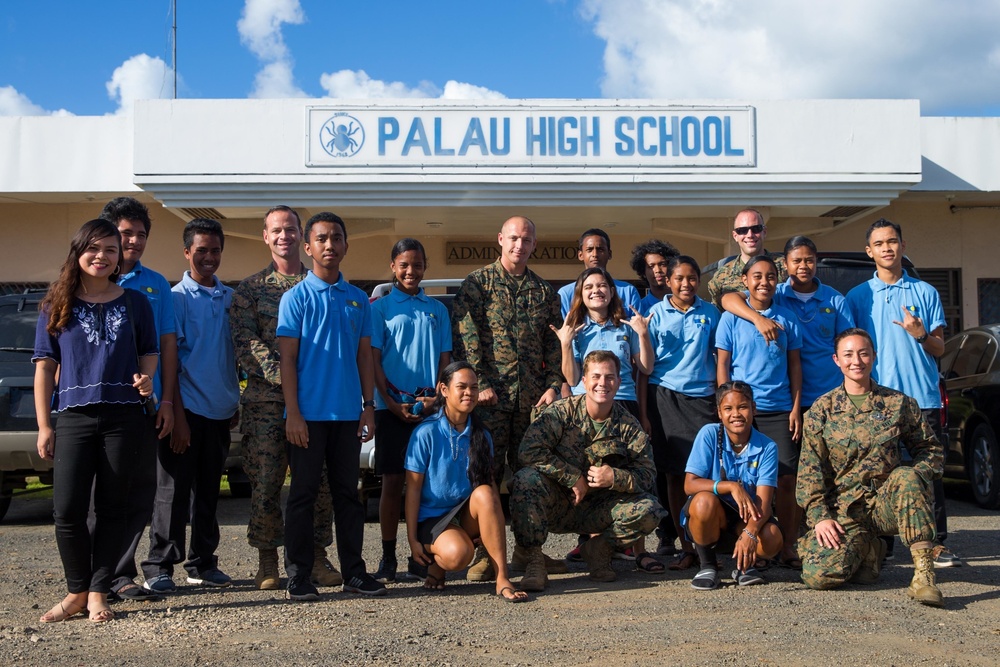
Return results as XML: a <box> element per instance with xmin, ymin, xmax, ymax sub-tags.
<box><xmin>305</xmin><ymin>104</ymin><xmax>756</xmax><ymax>169</ymax></box>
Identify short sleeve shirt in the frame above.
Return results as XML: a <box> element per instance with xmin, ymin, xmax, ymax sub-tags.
<box><xmin>647</xmin><ymin>296</ymin><xmax>720</xmax><ymax>397</ymax></box>
<box><xmin>118</xmin><ymin>261</ymin><xmax>175</xmax><ymax>403</ymax></box>
<box><xmin>685</xmin><ymin>423</ymin><xmax>779</xmax><ymax>502</ymax></box>
<box><xmin>569</xmin><ymin>318</ymin><xmax>640</xmax><ymax>401</ymax></box>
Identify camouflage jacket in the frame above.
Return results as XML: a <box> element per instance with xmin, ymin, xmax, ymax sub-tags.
<box><xmin>518</xmin><ymin>395</ymin><xmax>656</xmax><ymax>495</ymax></box>
<box><xmin>451</xmin><ymin>260</ymin><xmax>563</xmax><ymax>411</ymax></box>
<box><xmin>230</xmin><ymin>263</ymin><xmax>307</xmax><ymax>404</ymax></box>
<box><xmin>796</xmin><ymin>381</ymin><xmax>943</xmax><ymax>527</ymax></box>
<box><xmin>707</xmin><ymin>251</ymin><xmax>788</xmax><ymax>309</ymax></box>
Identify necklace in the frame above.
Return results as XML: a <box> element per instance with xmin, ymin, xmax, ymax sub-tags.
<box><xmin>447</xmin><ymin>418</ymin><xmax>466</xmax><ymax>461</ymax></box>
<box><xmin>668</xmin><ymin>296</ymin><xmax>691</xmax><ymax>312</ymax></box>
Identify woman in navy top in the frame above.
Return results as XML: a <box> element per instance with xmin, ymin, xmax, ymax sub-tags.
<box><xmin>404</xmin><ymin>361</ymin><xmax>527</xmax><ymax>602</ymax></box>
<box><xmin>33</xmin><ymin>219</ymin><xmax>158</xmax><ymax>623</ymax></box>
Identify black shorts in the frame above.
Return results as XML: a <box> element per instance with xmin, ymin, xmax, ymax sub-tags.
<box><xmin>416</xmin><ymin>499</ymin><xmax>468</xmax><ymax>546</ymax></box>
<box><xmin>680</xmin><ymin>493</ymin><xmax>779</xmax><ymax>550</ymax></box>
<box><xmin>374</xmin><ymin>410</ymin><xmax>418</xmax><ymax>476</ymax></box>
<box><xmin>646</xmin><ymin>385</ymin><xmax>716</xmax><ymax>475</ymax></box>
<box><xmin>753</xmin><ymin>410</ymin><xmax>799</xmax><ymax>476</ymax></box>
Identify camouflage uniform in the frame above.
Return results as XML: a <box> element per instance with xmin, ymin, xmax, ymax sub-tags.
<box><xmin>231</xmin><ymin>263</ymin><xmax>334</xmax><ymax>550</ymax></box>
<box><xmin>796</xmin><ymin>382</ymin><xmax>943</xmax><ymax>590</ymax></box>
<box><xmin>511</xmin><ymin>396</ymin><xmax>665</xmax><ymax>548</ymax></box>
<box><xmin>451</xmin><ymin>259</ymin><xmax>563</xmax><ymax>484</ymax></box>
<box><xmin>707</xmin><ymin>252</ymin><xmax>788</xmax><ymax>309</ymax></box>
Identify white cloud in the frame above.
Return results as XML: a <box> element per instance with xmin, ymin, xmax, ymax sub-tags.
<box><xmin>319</xmin><ymin>69</ymin><xmax>505</xmax><ymax>100</ymax></box>
<box><xmin>238</xmin><ymin>0</ymin><xmax>306</xmax><ymax>98</ymax></box>
<box><xmin>0</xmin><ymin>85</ymin><xmax>72</xmax><ymax>116</ymax></box>
<box><xmin>105</xmin><ymin>54</ymin><xmax>173</xmax><ymax>114</ymax></box>
<box><xmin>580</xmin><ymin>0</ymin><xmax>1000</xmax><ymax>113</ymax></box>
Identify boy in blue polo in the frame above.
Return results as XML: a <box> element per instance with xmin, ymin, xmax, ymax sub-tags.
<box><xmin>277</xmin><ymin>212</ymin><xmax>382</xmax><ymax>601</ymax></box>
<box><xmin>142</xmin><ymin>219</ymin><xmax>240</xmax><ymax>592</ymax></box>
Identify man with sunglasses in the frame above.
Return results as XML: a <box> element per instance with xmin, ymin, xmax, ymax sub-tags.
<box><xmin>707</xmin><ymin>209</ymin><xmax>787</xmax><ymax>309</ymax></box>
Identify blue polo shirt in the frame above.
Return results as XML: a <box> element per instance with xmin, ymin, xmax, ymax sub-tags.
<box><xmin>846</xmin><ymin>272</ymin><xmax>945</xmax><ymax>409</ymax></box>
<box><xmin>173</xmin><ymin>272</ymin><xmax>239</xmax><ymax>420</ymax></box>
<box><xmin>685</xmin><ymin>424</ymin><xmax>778</xmax><ymax>502</ymax></box>
<box><xmin>371</xmin><ymin>286</ymin><xmax>452</xmax><ymax>410</ymax></box>
<box><xmin>559</xmin><ymin>279</ymin><xmax>642</xmax><ymax>318</ymax></box>
<box><xmin>716</xmin><ymin>305</ymin><xmax>802</xmax><ymax>412</ymax></box>
<box><xmin>119</xmin><ymin>260</ymin><xmax>175</xmax><ymax>404</ymax></box>
<box><xmin>639</xmin><ymin>292</ymin><xmax>662</xmax><ymax>317</ymax></box>
<box><xmin>647</xmin><ymin>296</ymin><xmax>720</xmax><ymax>397</ymax></box>
<box><xmin>404</xmin><ymin>410</ymin><xmax>494</xmax><ymax>522</ymax></box>
<box><xmin>774</xmin><ymin>279</ymin><xmax>854</xmax><ymax>406</ymax></box>
<box><xmin>277</xmin><ymin>271</ymin><xmax>372</xmax><ymax>421</ymax></box>
<box><xmin>569</xmin><ymin>318</ymin><xmax>640</xmax><ymax>401</ymax></box>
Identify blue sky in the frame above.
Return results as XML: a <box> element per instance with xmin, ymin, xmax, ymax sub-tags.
<box><xmin>2</xmin><ymin>1</ymin><xmax>999</xmax><ymax>116</ymax></box>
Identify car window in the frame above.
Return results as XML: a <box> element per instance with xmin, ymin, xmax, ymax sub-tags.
<box><xmin>975</xmin><ymin>334</ymin><xmax>997</xmax><ymax>375</ymax></box>
<box><xmin>950</xmin><ymin>333</ymin><xmax>991</xmax><ymax>379</ymax></box>
<box><xmin>940</xmin><ymin>335</ymin><xmax>964</xmax><ymax>378</ymax></box>
<box><xmin>0</xmin><ymin>302</ymin><xmax>40</xmax><ymax>352</ymax></box>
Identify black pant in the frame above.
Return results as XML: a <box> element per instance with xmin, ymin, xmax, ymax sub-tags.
<box><xmin>53</xmin><ymin>405</ymin><xmax>144</xmax><ymax>593</ymax></box>
<box><xmin>142</xmin><ymin>410</ymin><xmax>231</xmax><ymax>579</ymax></box>
<box><xmin>284</xmin><ymin>420</ymin><xmax>365</xmax><ymax>580</ymax></box>
<box><xmin>922</xmin><ymin>408</ymin><xmax>949</xmax><ymax>543</ymax></box>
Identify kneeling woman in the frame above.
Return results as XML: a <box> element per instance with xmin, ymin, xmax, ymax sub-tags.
<box><xmin>404</xmin><ymin>361</ymin><xmax>528</xmax><ymax>602</ymax></box>
<box><xmin>682</xmin><ymin>381</ymin><xmax>783</xmax><ymax>590</ymax></box>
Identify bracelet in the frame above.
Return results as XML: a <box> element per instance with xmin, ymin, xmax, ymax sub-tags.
<box><xmin>712</xmin><ymin>481</ymin><xmax>720</xmax><ymax>495</ymax></box>
<box><xmin>743</xmin><ymin>528</ymin><xmax>758</xmax><ymax>542</ymax></box>
<box><xmin>160</xmin><ymin>401</ymin><xmax>173</xmax><ymax>406</ymax></box>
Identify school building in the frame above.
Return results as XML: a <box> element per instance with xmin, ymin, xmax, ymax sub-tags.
<box><xmin>1</xmin><ymin>98</ymin><xmax>998</xmax><ymax>332</ymax></box>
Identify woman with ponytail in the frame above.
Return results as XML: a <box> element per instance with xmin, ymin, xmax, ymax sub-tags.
<box><xmin>404</xmin><ymin>361</ymin><xmax>528</xmax><ymax>602</ymax></box>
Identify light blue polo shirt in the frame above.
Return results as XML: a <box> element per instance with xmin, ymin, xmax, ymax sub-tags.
<box><xmin>277</xmin><ymin>271</ymin><xmax>372</xmax><ymax>421</ymax></box>
<box><xmin>569</xmin><ymin>318</ymin><xmax>640</xmax><ymax>401</ymax></box>
<box><xmin>685</xmin><ymin>424</ymin><xmax>778</xmax><ymax>501</ymax></box>
<box><xmin>119</xmin><ymin>260</ymin><xmax>175</xmax><ymax>404</ymax></box>
<box><xmin>371</xmin><ymin>286</ymin><xmax>452</xmax><ymax>410</ymax></box>
<box><xmin>172</xmin><ymin>272</ymin><xmax>239</xmax><ymax>420</ymax></box>
<box><xmin>404</xmin><ymin>411</ymin><xmax>494</xmax><ymax>522</ymax></box>
<box><xmin>774</xmin><ymin>279</ymin><xmax>854</xmax><ymax>406</ymax></box>
<box><xmin>647</xmin><ymin>296</ymin><xmax>720</xmax><ymax>397</ymax></box>
<box><xmin>639</xmin><ymin>292</ymin><xmax>662</xmax><ymax>317</ymax></box>
<box><xmin>716</xmin><ymin>305</ymin><xmax>802</xmax><ymax>412</ymax></box>
<box><xmin>846</xmin><ymin>272</ymin><xmax>945</xmax><ymax>409</ymax></box>
<box><xmin>559</xmin><ymin>279</ymin><xmax>642</xmax><ymax>318</ymax></box>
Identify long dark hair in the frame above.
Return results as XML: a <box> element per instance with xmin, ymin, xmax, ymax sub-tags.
<box><xmin>42</xmin><ymin>219</ymin><xmax>123</xmax><ymax>335</ymax></box>
<box><xmin>564</xmin><ymin>267</ymin><xmax>626</xmax><ymax>329</ymax></box>
<box><xmin>433</xmin><ymin>361</ymin><xmax>493</xmax><ymax>488</ymax></box>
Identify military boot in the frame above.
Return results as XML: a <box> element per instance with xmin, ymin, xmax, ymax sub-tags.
<box><xmin>581</xmin><ymin>536</ymin><xmax>617</xmax><ymax>582</ymax></box>
<box><xmin>510</xmin><ymin>544</ymin><xmax>569</xmax><ymax>574</ymax></box>
<box><xmin>907</xmin><ymin>546</ymin><xmax>944</xmax><ymax>607</ymax></box>
<box><xmin>312</xmin><ymin>547</ymin><xmax>344</xmax><ymax>587</ymax></box>
<box><xmin>519</xmin><ymin>546</ymin><xmax>548</xmax><ymax>591</ymax></box>
<box><xmin>850</xmin><ymin>536</ymin><xmax>887</xmax><ymax>585</ymax></box>
<box><xmin>255</xmin><ymin>548</ymin><xmax>280</xmax><ymax>591</ymax></box>
<box><xmin>466</xmin><ymin>545</ymin><xmax>496</xmax><ymax>582</ymax></box>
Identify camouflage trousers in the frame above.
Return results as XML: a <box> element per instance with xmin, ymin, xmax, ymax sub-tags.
<box><xmin>242</xmin><ymin>401</ymin><xmax>334</xmax><ymax>549</ymax></box>
<box><xmin>479</xmin><ymin>406</ymin><xmax>533</xmax><ymax>487</ymax></box>
<box><xmin>799</xmin><ymin>466</ymin><xmax>935</xmax><ymax>590</ymax></box>
<box><xmin>510</xmin><ymin>467</ymin><xmax>665</xmax><ymax>549</ymax></box>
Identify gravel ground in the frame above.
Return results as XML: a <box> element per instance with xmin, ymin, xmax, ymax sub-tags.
<box><xmin>2</xmin><ymin>480</ymin><xmax>999</xmax><ymax>667</ymax></box>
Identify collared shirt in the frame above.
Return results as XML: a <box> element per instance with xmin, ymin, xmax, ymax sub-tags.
<box><xmin>716</xmin><ymin>304</ymin><xmax>802</xmax><ymax>412</ymax></box>
<box><xmin>558</xmin><ymin>279</ymin><xmax>642</xmax><ymax>319</ymax></box>
<box><xmin>569</xmin><ymin>317</ymin><xmax>640</xmax><ymax>401</ymax></box>
<box><xmin>277</xmin><ymin>271</ymin><xmax>372</xmax><ymax>421</ymax></box>
<box><xmin>404</xmin><ymin>410</ymin><xmax>494</xmax><ymax>522</ymax></box>
<box><xmin>451</xmin><ymin>260</ymin><xmax>562</xmax><ymax>412</ymax></box>
<box><xmin>371</xmin><ymin>286</ymin><xmax>452</xmax><ymax>410</ymax></box>
<box><xmin>774</xmin><ymin>278</ymin><xmax>855</xmax><ymax>406</ymax></box>
<box><xmin>518</xmin><ymin>395</ymin><xmax>656</xmax><ymax>494</ymax></box>
<box><xmin>797</xmin><ymin>381</ymin><xmax>942</xmax><ymax>527</ymax></box>
<box><xmin>638</xmin><ymin>292</ymin><xmax>662</xmax><ymax>317</ymax></box>
<box><xmin>231</xmin><ymin>262</ymin><xmax>307</xmax><ymax>405</ymax></box>
<box><xmin>846</xmin><ymin>271</ymin><xmax>945</xmax><ymax>409</ymax></box>
<box><xmin>647</xmin><ymin>296</ymin><xmax>720</xmax><ymax>397</ymax></box>
<box><xmin>685</xmin><ymin>424</ymin><xmax>779</xmax><ymax>502</ymax></box>
<box><xmin>707</xmin><ymin>252</ymin><xmax>788</xmax><ymax>309</ymax></box>
<box><xmin>118</xmin><ymin>260</ymin><xmax>175</xmax><ymax>403</ymax></box>
<box><xmin>173</xmin><ymin>272</ymin><xmax>239</xmax><ymax>420</ymax></box>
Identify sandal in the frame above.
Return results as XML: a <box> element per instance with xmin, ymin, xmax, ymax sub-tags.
<box><xmin>635</xmin><ymin>552</ymin><xmax>666</xmax><ymax>574</ymax></box>
<box><xmin>39</xmin><ymin>599</ymin><xmax>87</xmax><ymax>623</ymax></box>
<box><xmin>423</xmin><ymin>574</ymin><xmax>446</xmax><ymax>592</ymax></box>
<box><xmin>89</xmin><ymin>607</ymin><xmax>115</xmax><ymax>623</ymax></box>
<box><xmin>776</xmin><ymin>555</ymin><xmax>803</xmax><ymax>571</ymax></box>
<box><xmin>496</xmin><ymin>586</ymin><xmax>529</xmax><ymax>603</ymax></box>
<box><xmin>667</xmin><ymin>551</ymin><xmax>697</xmax><ymax>571</ymax></box>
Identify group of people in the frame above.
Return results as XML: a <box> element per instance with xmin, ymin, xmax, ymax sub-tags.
<box><xmin>33</xmin><ymin>203</ymin><xmax>953</xmax><ymax>622</ymax></box>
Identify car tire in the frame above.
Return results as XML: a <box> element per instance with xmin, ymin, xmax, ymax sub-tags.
<box><xmin>967</xmin><ymin>423</ymin><xmax>1000</xmax><ymax>510</ymax></box>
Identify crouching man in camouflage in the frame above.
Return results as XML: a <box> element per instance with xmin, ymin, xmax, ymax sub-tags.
<box><xmin>511</xmin><ymin>350</ymin><xmax>665</xmax><ymax>591</ymax></box>
<box><xmin>797</xmin><ymin>328</ymin><xmax>944</xmax><ymax>607</ymax></box>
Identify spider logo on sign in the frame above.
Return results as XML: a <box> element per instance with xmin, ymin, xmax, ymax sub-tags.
<box><xmin>320</xmin><ymin>113</ymin><xmax>365</xmax><ymax>157</ymax></box>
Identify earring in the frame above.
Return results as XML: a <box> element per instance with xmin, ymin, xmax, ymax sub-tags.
<box><xmin>112</xmin><ymin>265</ymin><xmax>121</xmax><ymax>277</ymax></box>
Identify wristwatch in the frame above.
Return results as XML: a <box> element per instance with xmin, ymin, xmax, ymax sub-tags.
<box><xmin>362</xmin><ymin>399</ymin><xmax>375</xmax><ymax>409</ymax></box>
<box><xmin>916</xmin><ymin>332</ymin><xmax>929</xmax><ymax>343</ymax></box>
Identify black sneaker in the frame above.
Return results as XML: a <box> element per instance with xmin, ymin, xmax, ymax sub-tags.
<box><xmin>343</xmin><ymin>573</ymin><xmax>388</xmax><ymax>597</ymax></box>
<box><xmin>373</xmin><ymin>558</ymin><xmax>398</xmax><ymax>583</ymax></box>
<box><xmin>287</xmin><ymin>575</ymin><xmax>320</xmax><ymax>602</ymax></box>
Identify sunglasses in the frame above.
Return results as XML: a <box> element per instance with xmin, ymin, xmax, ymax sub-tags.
<box><xmin>734</xmin><ymin>224</ymin><xmax>765</xmax><ymax>236</ymax></box>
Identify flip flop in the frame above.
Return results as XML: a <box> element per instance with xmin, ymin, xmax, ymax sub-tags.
<box><xmin>667</xmin><ymin>551</ymin><xmax>697</xmax><ymax>571</ymax></box>
<box><xmin>422</xmin><ymin>574</ymin><xmax>446</xmax><ymax>592</ymax></box>
<box><xmin>635</xmin><ymin>552</ymin><xmax>666</xmax><ymax>574</ymax></box>
<box><xmin>777</xmin><ymin>555</ymin><xmax>803</xmax><ymax>571</ymax></box>
<box><xmin>496</xmin><ymin>586</ymin><xmax>529</xmax><ymax>603</ymax></box>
